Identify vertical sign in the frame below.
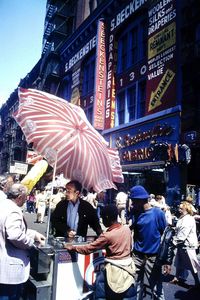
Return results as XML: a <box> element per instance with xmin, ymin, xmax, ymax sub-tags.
<box><xmin>105</xmin><ymin>34</ymin><xmax>117</xmax><ymax>129</ymax></box>
<box><xmin>146</xmin><ymin>0</ymin><xmax>177</xmax><ymax>114</ymax></box>
<box><xmin>71</xmin><ymin>65</ymin><xmax>81</xmax><ymax>106</ymax></box>
<box><xmin>93</xmin><ymin>19</ymin><xmax>106</xmax><ymax>130</ymax></box>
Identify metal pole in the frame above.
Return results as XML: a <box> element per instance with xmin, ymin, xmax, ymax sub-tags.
<box><xmin>46</xmin><ymin>153</ymin><xmax>57</xmax><ymax>241</ymax></box>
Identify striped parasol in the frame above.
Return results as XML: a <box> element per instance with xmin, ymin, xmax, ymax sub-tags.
<box><xmin>13</xmin><ymin>88</ymin><xmax>123</xmax><ymax>192</ymax></box>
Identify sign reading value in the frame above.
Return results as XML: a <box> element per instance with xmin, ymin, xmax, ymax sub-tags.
<box><xmin>146</xmin><ymin>0</ymin><xmax>177</xmax><ymax>114</ymax></box>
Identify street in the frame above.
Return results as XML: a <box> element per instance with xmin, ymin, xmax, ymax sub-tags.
<box><xmin>24</xmin><ymin>211</ymin><xmax>200</xmax><ymax>300</ymax></box>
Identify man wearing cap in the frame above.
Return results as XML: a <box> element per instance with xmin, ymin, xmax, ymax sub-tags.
<box><xmin>0</xmin><ymin>183</ymin><xmax>45</xmax><ymax>299</ymax></box>
<box><xmin>129</xmin><ymin>185</ymin><xmax>171</xmax><ymax>300</ymax></box>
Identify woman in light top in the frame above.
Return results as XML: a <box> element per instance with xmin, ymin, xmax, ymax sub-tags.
<box><xmin>172</xmin><ymin>201</ymin><xmax>200</xmax><ymax>286</ymax></box>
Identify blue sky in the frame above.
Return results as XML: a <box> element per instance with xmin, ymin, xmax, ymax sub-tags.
<box><xmin>0</xmin><ymin>0</ymin><xmax>46</xmax><ymax>107</ymax></box>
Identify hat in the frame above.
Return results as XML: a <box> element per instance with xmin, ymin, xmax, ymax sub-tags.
<box><xmin>129</xmin><ymin>185</ymin><xmax>149</xmax><ymax>199</ymax></box>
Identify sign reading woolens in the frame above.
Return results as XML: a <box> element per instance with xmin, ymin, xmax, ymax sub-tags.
<box><xmin>65</xmin><ymin>36</ymin><xmax>96</xmax><ymax>72</ymax></box>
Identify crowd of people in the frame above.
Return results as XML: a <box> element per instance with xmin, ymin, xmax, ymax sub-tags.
<box><xmin>0</xmin><ymin>173</ymin><xmax>200</xmax><ymax>299</ymax></box>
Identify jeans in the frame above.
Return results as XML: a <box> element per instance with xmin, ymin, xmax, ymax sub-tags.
<box><xmin>95</xmin><ymin>269</ymin><xmax>137</xmax><ymax>300</ymax></box>
<box><xmin>0</xmin><ymin>284</ymin><xmax>22</xmax><ymax>300</ymax></box>
<box><xmin>132</xmin><ymin>252</ymin><xmax>165</xmax><ymax>300</ymax></box>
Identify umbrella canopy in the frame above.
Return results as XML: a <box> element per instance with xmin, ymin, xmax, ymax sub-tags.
<box><xmin>13</xmin><ymin>88</ymin><xmax>123</xmax><ymax>192</ymax></box>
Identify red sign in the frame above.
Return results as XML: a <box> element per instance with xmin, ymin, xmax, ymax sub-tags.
<box><xmin>104</xmin><ymin>33</ymin><xmax>117</xmax><ymax>129</ymax></box>
<box><xmin>93</xmin><ymin>19</ymin><xmax>106</xmax><ymax>130</ymax></box>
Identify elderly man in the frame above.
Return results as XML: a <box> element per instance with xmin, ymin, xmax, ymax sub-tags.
<box><xmin>0</xmin><ymin>183</ymin><xmax>45</xmax><ymax>299</ymax></box>
<box><xmin>51</xmin><ymin>180</ymin><xmax>102</xmax><ymax>238</ymax></box>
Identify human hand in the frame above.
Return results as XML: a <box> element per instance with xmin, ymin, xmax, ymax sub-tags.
<box><xmin>67</xmin><ymin>230</ymin><xmax>76</xmax><ymax>238</ymax></box>
<box><xmin>34</xmin><ymin>232</ymin><xmax>46</xmax><ymax>247</ymax></box>
<box><xmin>163</xmin><ymin>264</ymin><xmax>171</xmax><ymax>275</ymax></box>
<box><xmin>63</xmin><ymin>244</ymin><xmax>74</xmax><ymax>251</ymax></box>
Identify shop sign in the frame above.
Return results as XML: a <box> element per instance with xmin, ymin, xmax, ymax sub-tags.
<box><xmin>146</xmin><ymin>0</ymin><xmax>177</xmax><ymax>114</ymax></box>
<box><xmin>65</xmin><ymin>36</ymin><xmax>96</xmax><ymax>72</ymax></box>
<box><xmin>110</xmin><ymin>0</ymin><xmax>147</xmax><ymax>32</ymax></box>
<box><xmin>115</xmin><ymin>123</ymin><xmax>173</xmax><ymax>149</ymax></box>
<box><xmin>105</xmin><ymin>34</ymin><xmax>117</xmax><ymax>129</ymax></box>
<box><xmin>110</xmin><ymin>114</ymin><xmax>180</xmax><ymax>165</ymax></box>
<box><xmin>93</xmin><ymin>19</ymin><xmax>106</xmax><ymax>130</ymax></box>
<box><xmin>10</xmin><ymin>162</ymin><xmax>28</xmax><ymax>175</ymax></box>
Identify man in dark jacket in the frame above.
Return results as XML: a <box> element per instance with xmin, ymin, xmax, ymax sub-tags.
<box><xmin>51</xmin><ymin>180</ymin><xmax>102</xmax><ymax>238</ymax></box>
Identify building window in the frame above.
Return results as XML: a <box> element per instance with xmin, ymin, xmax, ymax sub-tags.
<box><xmin>140</xmin><ymin>20</ymin><xmax>147</xmax><ymax>60</ymax></box>
<box><xmin>82</xmin><ymin>55</ymin><xmax>95</xmax><ymax>96</ymax></box>
<box><xmin>116</xmin><ymin>80</ymin><xmax>146</xmax><ymax>125</ymax></box>
<box><xmin>138</xmin><ymin>80</ymin><xmax>146</xmax><ymax>118</ymax></box>
<box><xmin>86</xmin><ymin>106</ymin><xmax>93</xmax><ymax>124</ymax></box>
<box><xmin>127</xmin><ymin>85</ymin><xmax>136</xmax><ymax>121</ymax></box>
<box><xmin>60</xmin><ymin>74</ymin><xmax>72</xmax><ymax>100</ymax></box>
<box><xmin>117</xmin><ymin>17</ymin><xmax>147</xmax><ymax>73</ymax></box>
<box><xmin>130</xmin><ymin>27</ymin><xmax>138</xmax><ymax>66</ymax></box>
<box><xmin>117</xmin><ymin>91</ymin><xmax>125</xmax><ymax>125</ymax></box>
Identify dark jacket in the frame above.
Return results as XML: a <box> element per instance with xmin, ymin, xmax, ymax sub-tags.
<box><xmin>155</xmin><ymin>225</ymin><xmax>175</xmax><ymax>265</ymax></box>
<box><xmin>51</xmin><ymin>198</ymin><xmax>102</xmax><ymax>237</ymax></box>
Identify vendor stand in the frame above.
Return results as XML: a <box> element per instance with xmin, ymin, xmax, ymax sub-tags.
<box><xmin>26</xmin><ymin>236</ymin><xmax>104</xmax><ymax>300</ymax></box>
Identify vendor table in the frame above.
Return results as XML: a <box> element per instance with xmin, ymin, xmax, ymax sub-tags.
<box><xmin>26</xmin><ymin>236</ymin><xmax>104</xmax><ymax>300</ymax></box>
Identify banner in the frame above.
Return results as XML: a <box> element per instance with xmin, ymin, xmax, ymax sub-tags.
<box><xmin>93</xmin><ymin>19</ymin><xmax>106</xmax><ymax>130</ymax></box>
<box><xmin>146</xmin><ymin>0</ymin><xmax>177</xmax><ymax>114</ymax></box>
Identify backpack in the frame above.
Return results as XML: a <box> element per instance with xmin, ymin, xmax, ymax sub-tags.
<box><xmin>155</xmin><ymin>225</ymin><xmax>175</xmax><ymax>265</ymax></box>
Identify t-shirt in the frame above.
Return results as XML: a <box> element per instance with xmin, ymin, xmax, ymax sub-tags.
<box><xmin>133</xmin><ymin>207</ymin><xmax>166</xmax><ymax>254</ymax></box>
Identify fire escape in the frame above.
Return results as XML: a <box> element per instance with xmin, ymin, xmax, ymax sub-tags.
<box><xmin>38</xmin><ymin>0</ymin><xmax>76</xmax><ymax>93</ymax></box>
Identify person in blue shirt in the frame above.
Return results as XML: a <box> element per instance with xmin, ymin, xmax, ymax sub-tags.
<box><xmin>129</xmin><ymin>185</ymin><xmax>171</xmax><ymax>300</ymax></box>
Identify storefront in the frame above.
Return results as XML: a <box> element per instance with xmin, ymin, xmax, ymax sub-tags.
<box><xmin>103</xmin><ymin>108</ymin><xmax>183</xmax><ymax>206</ymax></box>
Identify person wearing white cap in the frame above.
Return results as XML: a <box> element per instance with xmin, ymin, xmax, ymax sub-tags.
<box><xmin>129</xmin><ymin>185</ymin><xmax>172</xmax><ymax>300</ymax></box>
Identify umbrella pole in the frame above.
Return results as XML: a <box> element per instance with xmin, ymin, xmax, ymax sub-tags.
<box><xmin>46</xmin><ymin>155</ymin><xmax>57</xmax><ymax>242</ymax></box>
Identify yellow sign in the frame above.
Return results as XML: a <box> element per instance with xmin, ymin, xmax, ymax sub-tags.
<box><xmin>71</xmin><ymin>87</ymin><xmax>80</xmax><ymax>105</ymax></box>
<box><xmin>148</xmin><ymin>22</ymin><xmax>176</xmax><ymax>59</ymax></box>
<box><xmin>148</xmin><ymin>69</ymin><xmax>175</xmax><ymax>111</ymax></box>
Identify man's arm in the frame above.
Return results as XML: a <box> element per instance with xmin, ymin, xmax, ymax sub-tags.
<box><xmin>64</xmin><ymin>232</ymin><xmax>107</xmax><ymax>254</ymax></box>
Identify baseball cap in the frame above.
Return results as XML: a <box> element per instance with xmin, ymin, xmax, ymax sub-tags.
<box><xmin>129</xmin><ymin>185</ymin><xmax>149</xmax><ymax>200</ymax></box>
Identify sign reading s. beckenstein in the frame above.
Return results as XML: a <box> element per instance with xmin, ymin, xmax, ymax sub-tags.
<box><xmin>93</xmin><ymin>19</ymin><xmax>106</xmax><ymax>130</ymax></box>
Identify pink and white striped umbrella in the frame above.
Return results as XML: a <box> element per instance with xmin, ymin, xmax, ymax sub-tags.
<box><xmin>13</xmin><ymin>88</ymin><xmax>124</xmax><ymax>192</ymax></box>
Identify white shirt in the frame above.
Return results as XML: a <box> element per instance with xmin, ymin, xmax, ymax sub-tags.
<box><xmin>175</xmin><ymin>214</ymin><xmax>198</xmax><ymax>248</ymax></box>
